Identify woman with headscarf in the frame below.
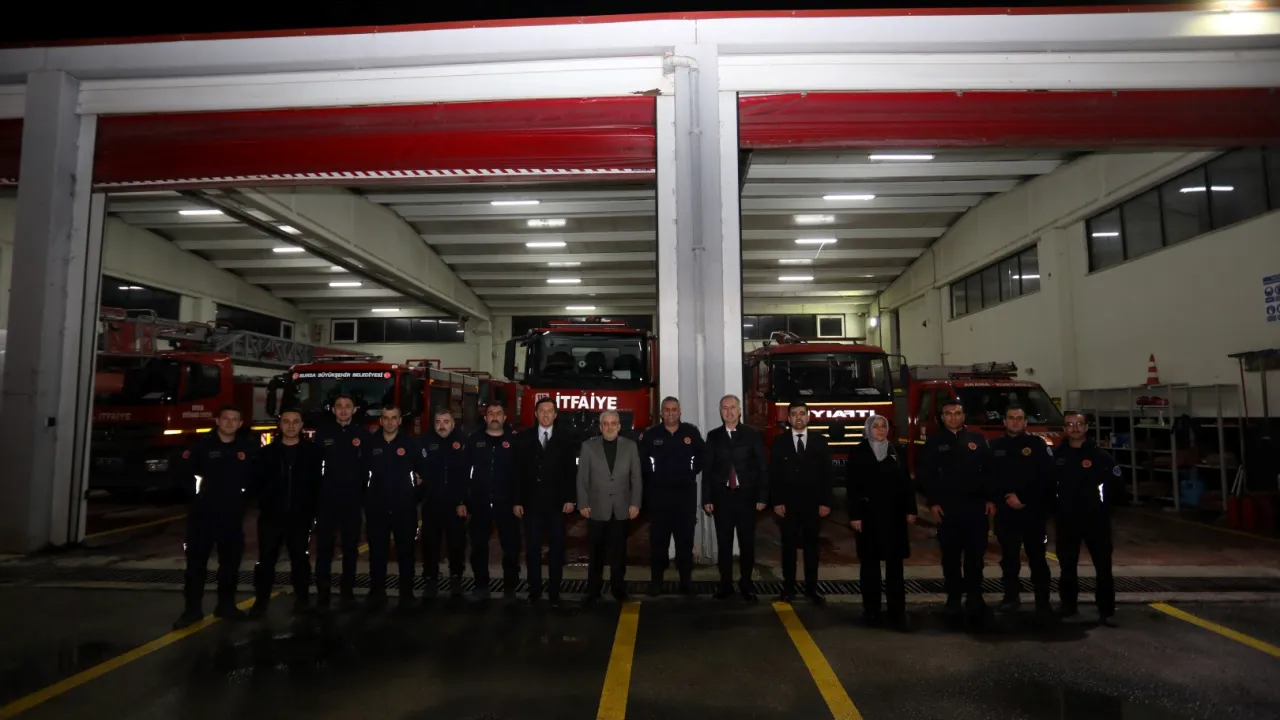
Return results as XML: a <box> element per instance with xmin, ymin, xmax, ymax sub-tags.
<box><xmin>846</xmin><ymin>414</ymin><xmax>916</xmax><ymax>631</ymax></box>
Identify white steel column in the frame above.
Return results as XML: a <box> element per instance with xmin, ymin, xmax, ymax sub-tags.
<box><xmin>661</xmin><ymin>46</ymin><xmax>742</xmax><ymax>564</ymax></box>
<box><xmin>0</xmin><ymin>70</ymin><xmax>103</xmax><ymax>552</ymax></box>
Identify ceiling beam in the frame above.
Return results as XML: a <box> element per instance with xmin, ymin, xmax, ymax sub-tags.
<box><xmin>741</xmin><ymin>267</ymin><xmax>903</xmax><ymax>279</ymax></box>
<box><xmin>743</xmin><ymin>248</ymin><xmax>924</xmax><ymax>261</ymax></box>
<box><xmin>743</xmin><ymin>205</ymin><xmax>971</xmax><ymax>216</ymax></box>
<box><xmin>175</xmin><ymin>238</ymin><xmax>294</xmax><ymax>251</ymax></box>
<box><xmin>213</xmin><ymin>257</ymin><xmax>335</xmax><ymax>269</ymax></box>
<box><xmin>744</xmin><ymin>288</ymin><xmax>880</xmax><ymax>298</ymax></box>
<box><xmin>745</xmin><ymin>283</ymin><xmax>880</xmax><ymax>294</ymax></box>
<box><xmin>365</xmin><ymin>188</ymin><xmax>655</xmax><ymax>204</ymax></box>
<box><xmin>475</xmin><ymin>285</ymin><xmax>656</xmax><ymax>296</ymax></box>
<box><xmin>274</xmin><ymin>288</ymin><xmax>402</xmax><ymax>299</ymax></box>
<box><xmin>296</xmin><ymin>303</ymin><xmax>437</xmax><ymax>314</ymax></box>
<box><xmin>441</xmin><ymin>252</ymin><xmax>656</xmax><ymax>265</ymax></box>
<box><xmin>107</xmin><ymin>213</ymin><xmax>242</xmax><ymax>228</ymax></box>
<box><xmin>743</xmin><ymin>228</ymin><xmax>946</xmax><ymax>241</ymax></box>
<box><xmin>742</xmin><ymin>179</ymin><xmax>1019</xmax><ymax>197</ymax></box>
<box><xmin>743</xmin><ymin>195</ymin><xmax>984</xmax><ymax>212</ymax></box>
<box><xmin>458</xmin><ymin>269</ymin><xmax>654</xmax><ymax>281</ymax></box>
<box><xmin>487</xmin><ymin>301</ymin><xmax>657</xmax><ymax>311</ymax></box>
<box><xmin>748</xmin><ymin>160</ymin><xmax>1062</xmax><ymax>181</ymax></box>
<box><xmin>238</xmin><ymin>274</ymin><xmax>358</xmax><ymax>285</ymax></box>
<box><xmin>426</xmin><ymin>230</ymin><xmax>652</xmax><ymax>245</ymax></box>
<box><xmin>391</xmin><ymin>199</ymin><xmax>654</xmax><ymax>220</ymax></box>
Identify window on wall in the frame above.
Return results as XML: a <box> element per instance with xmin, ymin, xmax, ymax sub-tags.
<box><xmin>331</xmin><ymin>317</ymin><xmax>466</xmax><ymax>344</ymax></box>
<box><xmin>948</xmin><ymin>246</ymin><xmax>1040</xmax><ymax>319</ymax></box>
<box><xmin>1087</xmin><ymin>147</ymin><xmax>1280</xmax><ymax>272</ymax></box>
<box><xmin>100</xmin><ymin>277</ymin><xmax>181</xmax><ymax>320</ymax></box>
<box><xmin>741</xmin><ymin>314</ymin><xmax>841</xmax><ymax>341</ymax></box>
<box><xmin>216</xmin><ymin>304</ymin><xmax>290</xmax><ymax>338</ymax></box>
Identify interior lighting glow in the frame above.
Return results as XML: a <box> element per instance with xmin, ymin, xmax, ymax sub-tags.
<box><xmin>525</xmin><ymin>241</ymin><xmax>567</xmax><ymax>248</ymax></box>
<box><xmin>778</xmin><ymin>275</ymin><xmax>815</xmax><ymax>282</ymax></box>
<box><xmin>272</xmin><ymin>247</ymin><xmax>305</xmax><ymax>253</ymax></box>
<box><xmin>492</xmin><ymin>200</ymin><xmax>540</xmax><ymax>207</ymax></box>
<box><xmin>1091</xmin><ymin>232</ymin><xmax>1120</xmax><ymax>238</ymax></box>
<box><xmin>328</xmin><ymin>282</ymin><xmax>362</xmax><ymax>288</ymax></box>
<box><xmin>779</xmin><ymin>259</ymin><xmax>813</xmax><ymax>265</ymax></box>
<box><xmin>795</xmin><ymin>238</ymin><xmax>837</xmax><ymax>245</ymax></box>
<box><xmin>371</xmin><ymin>308</ymin><xmax>400</xmax><ymax>313</ymax></box>
<box><xmin>794</xmin><ymin>214</ymin><xmax>834</xmax><ymax>225</ymax></box>
<box><xmin>527</xmin><ymin>218</ymin><xmax>566</xmax><ymax>228</ymax></box>
<box><xmin>823</xmin><ymin>194</ymin><xmax>876</xmax><ymax>201</ymax></box>
<box><xmin>546</xmin><ymin>278</ymin><xmax>582</xmax><ymax>284</ymax></box>
<box><xmin>868</xmin><ymin>154</ymin><xmax>934</xmax><ymax>161</ymax></box>
<box><xmin>566</xmin><ymin>305</ymin><xmax>596</xmax><ymax>311</ymax></box>
<box><xmin>178</xmin><ymin>209</ymin><xmax>223</xmax><ymax>216</ymax></box>
<box><xmin>279</xmin><ymin>225</ymin><xmax>301</xmax><ymax>234</ymax></box>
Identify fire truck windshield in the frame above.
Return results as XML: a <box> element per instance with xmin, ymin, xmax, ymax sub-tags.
<box><xmin>769</xmin><ymin>353</ymin><xmax>892</xmax><ymax>401</ymax></box>
<box><xmin>282</xmin><ymin>372</ymin><xmax>395</xmax><ymax>424</ymax></box>
<box><xmin>958</xmin><ymin>386</ymin><xmax>1064</xmax><ymax>426</ymax></box>
<box><xmin>95</xmin><ymin>357</ymin><xmax>182</xmax><ymax>405</ymax></box>
<box><xmin>526</xmin><ymin>333</ymin><xmax>647</xmax><ymax>389</ymax></box>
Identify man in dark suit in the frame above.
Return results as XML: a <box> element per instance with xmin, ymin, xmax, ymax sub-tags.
<box><xmin>702</xmin><ymin>394</ymin><xmax>768</xmax><ymax>601</ymax></box>
<box><xmin>770</xmin><ymin>400</ymin><xmax>834</xmax><ymax>604</ymax></box>
<box><xmin>513</xmin><ymin>397</ymin><xmax>579</xmax><ymax>608</ymax></box>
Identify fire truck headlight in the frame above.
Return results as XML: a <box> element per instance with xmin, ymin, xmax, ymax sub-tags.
<box><xmin>145</xmin><ymin>459</ymin><xmax>169</xmax><ymax>473</ymax></box>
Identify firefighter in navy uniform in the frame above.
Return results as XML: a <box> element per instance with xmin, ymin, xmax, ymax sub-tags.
<box><xmin>312</xmin><ymin>394</ymin><xmax>366</xmax><ymax>612</ymax></box>
<box><xmin>988</xmin><ymin>404</ymin><xmax>1055</xmax><ymax>619</ymax></box>
<box><xmin>363</xmin><ymin>404</ymin><xmax>430</xmax><ymax>611</ymax></box>
<box><xmin>464</xmin><ymin>402</ymin><xmax>523</xmax><ymax>601</ymax></box>
<box><xmin>638</xmin><ymin>397</ymin><xmax>705</xmax><ymax>597</ymax></box>
<box><xmin>419</xmin><ymin>407</ymin><xmax>470</xmax><ymax>601</ymax></box>
<box><xmin>919</xmin><ymin>398</ymin><xmax>995</xmax><ymax>621</ymax></box>
<box><xmin>1053</xmin><ymin>411</ymin><xmax>1120</xmax><ymax>627</ymax></box>
<box><xmin>172</xmin><ymin>405</ymin><xmax>259</xmax><ymax>629</ymax></box>
<box><xmin>249</xmin><ymin>408</ymin><xmax>322</xmax><ymax>618</ymax></box>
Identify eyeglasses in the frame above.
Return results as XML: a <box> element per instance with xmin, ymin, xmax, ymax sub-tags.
<box><xmin>1065</xmin><ymin>421</ymin><xmax>1087</xmax><ymax>428</ymax></box>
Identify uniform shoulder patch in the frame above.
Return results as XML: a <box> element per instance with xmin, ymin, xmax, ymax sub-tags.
<box><xmin>638</xmin><ymin>433</ymin><xmax>644</xmax><ymax>441</ymax></box>
<box><xmin>352</xmin><ymin>438</ymin><xmax>361</xmax><ymax>447</ymax></box>
<box><xmin>236</xmin><ymin>451</ymin><xmax>246</xmax><ymax>460</ymax></box>
<box><xmin>1046</xmin><ymin>446</ymin><xmax>1054</xmax><ymax>457</ymax></box>
<box><xmin>502</xmin><ymin>440</ymin><xmax>511</xmax><ymax>449</ymax></box>
<box><xmin>452</xmin><ymin>441</ymin><xmax>461</xmax><ymax>450</ymax></box>
<box><xmin>967</xmin><ymin>442</ymin><xmax>978</xmax><ymax>451</ymax></box>
<box><xmin>422</xmin><ymin>448</ymin><xmax>428</xmax><ymax>457</ymax></box>
<box><xmin>181</xmin><ymin>450</ymin><xmax>190</xmax><ymax>459</ymax></box>
<box><xmin>397</xmin><ymin>447</ymin><xmax>406</xmax><ymax>456</ymax></box>
<box><xmin>1021</xmin><ymin>447</ymin><xmax>1032</xmax><ymax>456</ymax></box>
<box><xmin>684</xmin><ymin>436</ymin><xmax>692</xmax><ymax>445</ymax></box>
<box><xmin>1082</xmin><ymin>459</ymin><xmax>1093</xmax><ymax>469</ymax></box>
<box><xmin>1112</xmin><ymin>465</ymin><xmax>1122</xmax><ymax>477</ymax></box>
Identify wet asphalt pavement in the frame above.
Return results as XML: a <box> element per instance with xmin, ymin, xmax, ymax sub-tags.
<box><xmin>1</xmin><ymin>587</ymin><xmax>1278</xmax><ymax>720</ymax></box>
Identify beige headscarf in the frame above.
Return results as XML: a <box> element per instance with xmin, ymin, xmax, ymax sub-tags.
<box><xmin>864</xmin><ymin>414</ymin><xmax>891</xmax><ymax>462</ymax></box>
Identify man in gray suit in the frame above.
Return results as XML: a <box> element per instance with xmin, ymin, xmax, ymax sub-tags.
<box><xmin>577</xmin><ymin>410</ymin><xmax>643</xmax><ymax>605</ymax></box>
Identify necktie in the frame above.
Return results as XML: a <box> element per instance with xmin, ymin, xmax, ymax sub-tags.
<box><xmin>541</xmin><ymin>431</ymin><xmax>548</xmax><ymax>448</ymax></box>
<box><xmin>796</xmin><ymin>435</ymin><xmax>805</xmax><ymax>455</ymax></box>
<box><xmin>727</xmin><ymin>429</ymin><xmax>739</xmax><ymax>489</ymax></box>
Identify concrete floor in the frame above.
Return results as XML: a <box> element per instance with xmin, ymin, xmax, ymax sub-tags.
<box><xmin>2</xmin><ymin>587</ymin><xmax>1278</xmax><ymax>720</ymax></box>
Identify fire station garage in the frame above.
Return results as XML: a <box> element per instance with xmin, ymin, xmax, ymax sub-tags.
<box><xmin>2</xmin><ymin>6</ymin><xmax>1280</xmax><ymax>720</ymax></box>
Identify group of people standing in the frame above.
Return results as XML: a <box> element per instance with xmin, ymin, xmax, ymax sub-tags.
<box><xmin>171</xmin><ymin>391</ymin><xmax>1118</xmax><ymax>634</ymax></box>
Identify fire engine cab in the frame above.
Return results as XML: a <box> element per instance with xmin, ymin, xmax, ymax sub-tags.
<box><xmin>744</xmin><ymin>331</ymin><xmax>898</xmax><ymax>467</ymax></box>
<box><xmin>898</xmin><ymin>362</ymin><xmax>1064</xmax><ymax>477</ymax></box>
<box><xmin>269</xmin><ymin>358</ymin><xmax>480</xmax><ymax>439</ymax></box>
<box><xmin>504</xmin><ymin>318</ymin><xmax>656</xmax><ymax>437</ymax></box>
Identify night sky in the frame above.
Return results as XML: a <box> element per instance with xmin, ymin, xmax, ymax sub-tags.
<box><xmin>1</xmin><ymin>0</ymin><xmax>1202</xmax><ymax>45</ymax></box>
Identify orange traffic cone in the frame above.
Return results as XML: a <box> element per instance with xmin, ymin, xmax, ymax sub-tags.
<box><xmin>1146</xmin><ymin>354</ymin><xmax>1161</xmax><ymax>386</ymax></box>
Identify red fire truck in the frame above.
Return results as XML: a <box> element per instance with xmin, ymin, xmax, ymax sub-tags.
<box><xmin>90</xmin><ymin>308</ymin><xmax>335</xmax><ymax>497</ymax></box>
<box><xmin>898</xmin><ymin>362</ymin><xmax>1064</xmax><ymax>477</ymax></box>
<box><xmin>743</xmin><ymin>332</ymin><xmax>900</xmax><ymax>468</ymax></box>
<box><xmin>268</xmin><ymin>358</ymin><xmax>480</xmax><ymax>438</ymax></box>
<box><xmin>504</xmin><ymin>319</ymin><xmax>656</xmax><ymax>437</ymax></box>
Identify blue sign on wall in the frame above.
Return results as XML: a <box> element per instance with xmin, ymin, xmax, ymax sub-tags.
<box><xmin>1264</xmin><ymin>275</ymin><xmax>1280</xmax><ymax>323</ymax></box>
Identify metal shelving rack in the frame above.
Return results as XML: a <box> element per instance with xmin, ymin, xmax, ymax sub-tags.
<box><xmin>1067</xmin><ymin>384</ymin><xmax>1243</xmax><ymax>512</ymax></box>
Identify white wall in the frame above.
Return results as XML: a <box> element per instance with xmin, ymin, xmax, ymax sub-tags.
<box><xmin>312</xmin><ymin>315</ymin><xmax>491</xmax><ymax>373</ymax></box>
<box><xmin>877</xmin><ymin>151</ymin><xmax>1280</xmax><ymax>414</ymax></box>
<box><xmin>0</xmin><ymin>198</ymin><xmax>311</xmax><ymax>336</ymax></box>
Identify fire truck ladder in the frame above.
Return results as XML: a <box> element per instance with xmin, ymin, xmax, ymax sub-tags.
<box><xmin>99</xmin><ymin>308</ymin><xmax>323</xmax><ymax>369</ymax></box>
<box><xmin>198</xmin><ymin>328</ymin><xmax>319</xmax><ymax>369</ymax></box>
<box><xmin>909</xmin><ymin>362</ymin><xmax>1019</xmax><ymax>380</ymax></box>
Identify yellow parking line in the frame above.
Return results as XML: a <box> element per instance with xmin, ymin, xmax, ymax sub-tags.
<box><xmin>0</xmin><ymin>593</ymin><xmax>275</xmax><ymax>719</ymax></box>
<box><xmin>773</xmin><ymin>602</ymin><xmax>863</xmax><ymax>720</ymax></box>
<box><xmin>83</xmin><ymin>514</ymin><xmax>188</xmax><ymax>541</ymax></box>
<box><xmin>596</xmin><ymin>601</ymin><xmax>641</xmax><ymax>720</ymax></box>
<box><xmin>1151</xmin><ymin>602</ymin><xmax>1280</xmax><ymax>659</ymax></box>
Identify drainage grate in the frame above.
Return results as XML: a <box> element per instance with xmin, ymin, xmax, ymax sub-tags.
<box><xmin>2</xmin><ymin>566</ymin><xmax>1279</xmax><ymax>596</ymax></box>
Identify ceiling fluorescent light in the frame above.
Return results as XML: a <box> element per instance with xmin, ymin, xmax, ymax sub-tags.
<box><xmin>438</xmin><ymin>320</ymin><xmax>458</xmax><ymax>325</ymax></box>
<box><xmin>456</xmin><ymin>329</ymin><xmax>465</xmax><ymax>333</ymax></box>
<box><xmin>779</xmin><ymin>259</ymin><xmax>813</xmax><ymax>265</ymax></box>
<box><xmin>795</xmin><ymin>238</ymin><xmax>837</xmax><ymax>245</ymax></box>
<box><xmin>566</xmin><ymin>305</ymin><xmax>596</xmax><ymax>311</ymax></box>
<box><xmin>778</xmin><ymin>275</ymin><xmax>815</xmax><ymax>282</ymax></box>
<box><xmin>823</xmin><ymin>194</ymin><xmax>876</xmax><ymax>201</ymax></box>
<box><xmin>178</xmin><ymin>209</ymin><xmax>223</xmax><ymax>216</ymax></box>
<box><xmin>1091</xmin><ymin>231</ymin><xmax>1120</xmax><ymax>238</ymax></box>
<box><xmin>794</xmin><ymin>214</ymin><xmax>834</xmax><ymax>225</ymax></box>
<box><xmin>548</xmin><ymin>261</ymin><xmax>581</xmax><ymax>267</ymax></box>
<box><xmin>330</xmin><ymin>266</ymin><xmax>344</xmax><ymax>271</ymax></box>
<box><xmin>118</xmin><ymin>285</ymin><xmax>143</xmax><ymax>290</ymax></box>
<box><xmin>371</xmin><ymin>308</ymin><xmax>400</xmax><ymax>313</ymax></box>
<box><xmin>547</xmin><ymin>278</ymin><xmax>582</xmax><ymax>284</ymax></box>
<box><xmin>1013</xmin><ymin>275</ymin><xmax>1041</xmax><ymax>280</ymax></box>
<box><xmin>527</xmin><ymin>218</ymin><xmax>567</xmax><ymax>228</ymax></box>
<box><xmin>526</xmin><ymin>241</ymin><xmax>567</xmax><ymax>248</ymax></box>
<box><xmin>278</xmin><ymin>225</ymin><xmax>301</xmax><ymax>235</ymax></box>
<box><xmin>1180</xmin><ymin>186</ymin><xmax>1234</xmax><ymax>193</ymax></box>
<box><xmin>328</xmin><ymin>282</ymin><xmax>362</xmax><ymax>288</ymax></box>
<box><xmin>492</xmin><ymin>200</ymin><xmax>540</xmax><ymax>207</ymax></box>
<box><xmin>743</xmin><ymin>323</ymin><xmax>754</xmax><ymax>328</ymax></box>
<box><xmin>272</xmin><ymin>247</ymin><xmax>305</xmax><ymax>254</ymax></box>
<box><xmin>868</xmin><ymin>154</ymin><xmax>934</xmax><ymax>161</ymax></box>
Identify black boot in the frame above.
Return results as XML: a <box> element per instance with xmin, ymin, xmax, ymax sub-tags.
<box><xmin>247</xmin><ymin>597</ymin><xmax>270</xmax><ymax>620</ymax></box>
<box><xmin>450</xmin><ymin>575</ymin><xmax>464</xmax><ymax>597</ymax></box>
<box><xmin>173</xmin><ymin>608</ymin><xmax>204</xmax><ymax>630</ymax></box>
